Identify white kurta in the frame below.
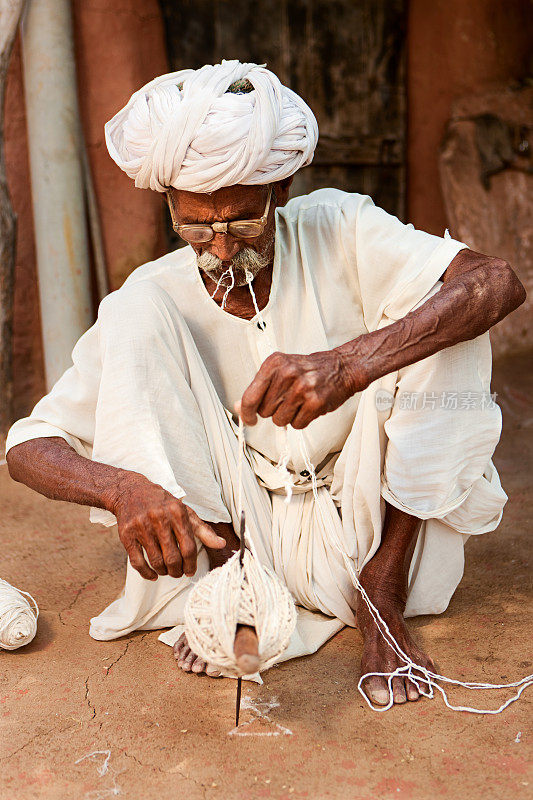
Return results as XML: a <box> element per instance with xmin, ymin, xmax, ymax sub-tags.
<box><xmin>6</xmin><ymin>189</ymin><xmax>507</xmax><ymax>665</ymax></box>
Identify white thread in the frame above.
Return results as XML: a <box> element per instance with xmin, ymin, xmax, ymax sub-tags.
<box><xmin>75</xmin><ymin>750</ymin><xmax>112</xmax><ymax>777</ymax></box>
<box><xmin>297</xmin><ymin>432</ymin><xmax>319</xmax><ymax>499</ymax></box>
<box><xmin>220</xmin><ymin>267</ymin><xmax>235</xmax><ymax>310</ymax></box>
<box><xmin>276</xmin><ymin>437</ymin><xmax>294</xmax><ymax>504</ymax></box>
<box><xmin>75</xmin><ymin>750</ymin><xmax>122</xmax><ymax>798</ymax></box>
<box><xmin>0</xmin><ymin>579</ymin><xmax>39</xmax><ymax>650</ymax></box>
<box><xmin>210</xmin><ymin>267</ymin><xmax>233</xmax><ymax>300</ymax></box>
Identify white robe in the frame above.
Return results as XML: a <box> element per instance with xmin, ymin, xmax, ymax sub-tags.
<box><xmin>5</xmin><ymin>189</ymin><xmax>507</xmax><ymax>666</ymax></box>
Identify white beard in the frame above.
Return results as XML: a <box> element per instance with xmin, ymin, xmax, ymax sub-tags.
<box><xmin>196</xmin><ymin>243</ymin><xmax>272</xmax><ymax>288</ymax></box>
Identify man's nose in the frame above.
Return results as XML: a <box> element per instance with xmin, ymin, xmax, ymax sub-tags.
<box><xmin>207</xmin><ymin>233</ymin><xmax>242</xmax><ymax>262</ymax></box>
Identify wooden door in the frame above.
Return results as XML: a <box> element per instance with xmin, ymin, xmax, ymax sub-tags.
<box><xmin>159</xmin><ymin>0</ymin><xmax>406</xmax><ymax>218</ymax></box>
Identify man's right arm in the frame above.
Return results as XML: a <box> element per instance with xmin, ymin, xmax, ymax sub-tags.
<box><xmin>6</xmin><ymin>436</ymin><xmax>132</xmax><ymax>511</ymax></box>
<box><xmin>6</xmin><ymin>437</ymin><xmax>225</xmax><ymax>579</ymax></box>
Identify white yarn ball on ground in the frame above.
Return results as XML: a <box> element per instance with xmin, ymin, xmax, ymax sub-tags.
<box><xmin>184</xmin><ymin>550</ymin><xmax>296</xmax><ymax>677</ymax></box>
<box><xmin>0</xmin><ymin>579</ymin><xmax>39</xmax><ymax>650</ymax></box>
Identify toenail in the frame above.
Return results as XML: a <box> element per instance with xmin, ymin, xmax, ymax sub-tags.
<box><xmin>372</xmin><ymin>690</ymin><xmax>390</xmax><ymax>705</ymax></box>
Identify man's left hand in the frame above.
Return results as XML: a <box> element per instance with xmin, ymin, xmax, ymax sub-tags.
<box><xmin>238</xmin><ymin>350</ymin><xmax>368</xmax><ymax>429</ymax></box>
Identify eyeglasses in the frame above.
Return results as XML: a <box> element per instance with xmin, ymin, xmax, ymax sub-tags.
<box><xmin>167</xmin><ymin>187</ymin><xmax>272</xmax><ymax>244</ymax></box>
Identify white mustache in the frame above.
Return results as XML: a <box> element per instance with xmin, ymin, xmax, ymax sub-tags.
<box><xmin>197</xmin><ymin>247</ymin><xmax>270</xmax><ymax>279</ymax></box>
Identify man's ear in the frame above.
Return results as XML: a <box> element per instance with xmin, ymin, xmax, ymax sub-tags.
<box><xmin>274</xmin><ymin>175</ymin><xmax>294</xmax><ymax>206</ymax></box>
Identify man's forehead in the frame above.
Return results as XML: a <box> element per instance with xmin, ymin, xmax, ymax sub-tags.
<box><xmin>170</xmin><ymin>184</ymin><xmax>269</xmax><ymax>221</ymax></box>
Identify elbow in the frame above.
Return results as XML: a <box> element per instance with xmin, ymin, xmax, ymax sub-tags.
<box><xmin>5</xmin><ymin>449</ymin><xmax>19</xmax><ymax>482</ymax></box>
<box><xmin>502</xmin><ymin>260</ymin><xmax>526</xmax><ymax>309</ymax></box>
<box><xmin>6</xmin><ymin>445</ymin><xmax>25</xmax><ymax>484</ymax></box>
<box><xmin>490</xmin><ymin>259</ymin><xmax>526</xmax><ymax>315</ymax></box>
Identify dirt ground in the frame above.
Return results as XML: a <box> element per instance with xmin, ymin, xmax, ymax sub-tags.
<box><xmin>1</xmin><ymin>352</ymin><xmax>531</xmax><ymax>800</ymax></box>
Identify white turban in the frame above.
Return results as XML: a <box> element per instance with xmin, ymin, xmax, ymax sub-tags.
<box><xmin>104</xmin><ymin>60</ymin><xmax>319</xmax><ymax>193</ymax></box>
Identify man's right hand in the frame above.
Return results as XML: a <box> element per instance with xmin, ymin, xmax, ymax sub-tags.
<box><xmin>111</xmin><ymin>474</ymin><xmax>226</xmax><ymax>580</ymax></box>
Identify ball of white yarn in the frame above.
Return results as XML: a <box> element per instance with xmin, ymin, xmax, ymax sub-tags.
<box><xmin>184</xmin><ymin>550</ymin><xmax>296</xmax><ymax>677</ymax></box>
<box><xmin>0</xmin><ymin>579</ymin><xmax>39</xmax><ymax>650</ymax></box>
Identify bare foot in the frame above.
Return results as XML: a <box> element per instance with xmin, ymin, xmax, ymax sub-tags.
<box><xmin>356</xmin><ymin>570</ymin><xmax>436</xmax><ymax>706</ymax></box>
<box><xmin>173</xmin><ymin>632</ymin><xmax>222</xmax><ymax>677</ymax></box>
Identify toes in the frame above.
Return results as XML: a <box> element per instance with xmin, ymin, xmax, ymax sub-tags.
<box><xmin>191</xmin><ymin>656</ymin><xmax>207</xmax><ymax>673</ymax></box>
<box><xmin>177</xmin><ymin>645</ymin><xmax>191</xmax><ymax>669</ymax></box>
<box><xmin>181</xmin><ymin>649</ymin><xmax>197</xmax><ymax>672</ymax></box>
<box><xmin>178</xmin><ymin>647</ymin><xmax>191</xmax><ymax>669</ymax></box>
<box><xmin>406</xmin><ymin>679</ymin><xmax>420</xmax><ymax>702</ymax></box>
<box><xmin>392</xmin><ymin>677</ymin><xmax>407</xmax><ymax>705</ymax></box>
<box><xmin>174</xmin><ymin>636</ymin><xmax>221</xmax><ymax>677</ymax></box>
<box><xmin>173</xmin><ymin>633</ymin><xmax>187</xmax><ymax>659</ymax></box>
<box><xmin>174</xmin><ymin>637</ymin><xmax>221</xmax><ymax>677</ymax></box>
<box><xmin>364</xmin><ymin>677</ymin><xmax>391</xmax><ymax>706</ymax></box>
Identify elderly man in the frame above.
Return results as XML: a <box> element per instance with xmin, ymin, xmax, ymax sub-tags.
<box><xmin>6</xmin><ymin>61</ymin><xmax>525</xmax><ymax>706</ymax></box>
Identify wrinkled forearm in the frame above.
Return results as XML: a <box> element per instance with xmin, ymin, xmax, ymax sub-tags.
<box><xmin>336</xmin><ymin>257</ymin><xmax>526</xmax><ymax>389</ymax></box>
<box><xmin>6</xmin><ymin>436</ymin><xmax>142</xmax><ymax>513</ymax></box>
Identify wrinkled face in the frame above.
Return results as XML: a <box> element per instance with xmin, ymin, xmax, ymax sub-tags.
<box><xmin>168</xmin><ymin>180</ymin><xmax>291</xmax><ymax>288</ymax></box>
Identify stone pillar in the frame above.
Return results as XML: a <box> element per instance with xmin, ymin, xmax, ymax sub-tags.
<box><xmin>22</xmin><ymin>0</ymin><xmax>92</xmax><ymax>388</ymax></box>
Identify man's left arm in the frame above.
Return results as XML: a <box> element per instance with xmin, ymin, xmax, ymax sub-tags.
<box><xmin>239</xmin><ymin>249</ymin><xmax>526</xmax><ymax>429</ymax></box>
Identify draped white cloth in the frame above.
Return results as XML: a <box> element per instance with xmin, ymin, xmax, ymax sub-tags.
<box><xmin>105</xmin><ymin>60</ymin><xmax>318</xmax><ymax>193</ymax></box>
<box><xmin>5</xmin><ymin>190</ymin><xmax>507</xmax><ymax>669</ymax></box>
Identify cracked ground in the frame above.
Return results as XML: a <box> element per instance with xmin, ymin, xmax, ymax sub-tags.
<box><xmin>0</xmin><ymin>352</ymin><xmax>532</xmax><ymax>800</ymax></box>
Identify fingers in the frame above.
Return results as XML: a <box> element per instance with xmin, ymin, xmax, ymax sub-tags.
<box><xmin>127</xmin><ymin>541</ymin><xmax>158</xmax><ymax>581</ymax></box>
<box><xmin>290</xmin><ymin>397</ymin><xmax>323</xmax><ymax>429</ymax></box>
<box><xmin>168</xmin><ymin>505</ymin><xmax>225</xmax><ymax>577</ymax></box>
<box><xmin>152</xmin><ymin>518</ymin><xmax>183</xmax><ymax>579</ymax></box>
<box><xmin>188</xmin><ymin>512</ymin><xmax>226</xmax><ymax>551</ymax></box>
<box><xmin>238</xmin><ymin>351</ymin><xmax>344</xmax><ymax>430</ymax></box>
<box><xmin>120</xmin><ymin>496</ymin><xmax>226</xmax><ymax>581</ymax></box>
<box><xmin>142</xmin><ymin>535</ymin><xmax>168</xmax><ymax>577</ymax></box>
<box><xmin>167</xmin><ymin>505</ymin><xmax>198</xmax><ymax>577</ymax></box>
<box><xmin>240</xmin><ymin>369</ymin><xmax>272</xmax><ymax>426</ymax></box>
<box><xmin>271</xmin><ymin>398</ymin><xmax>302</xmax><ymax>428</ymax></box>
<box><xmin>255</xmin><ymin>379</ymin><xmax>287</xmax><ymax>420</ymax></box>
